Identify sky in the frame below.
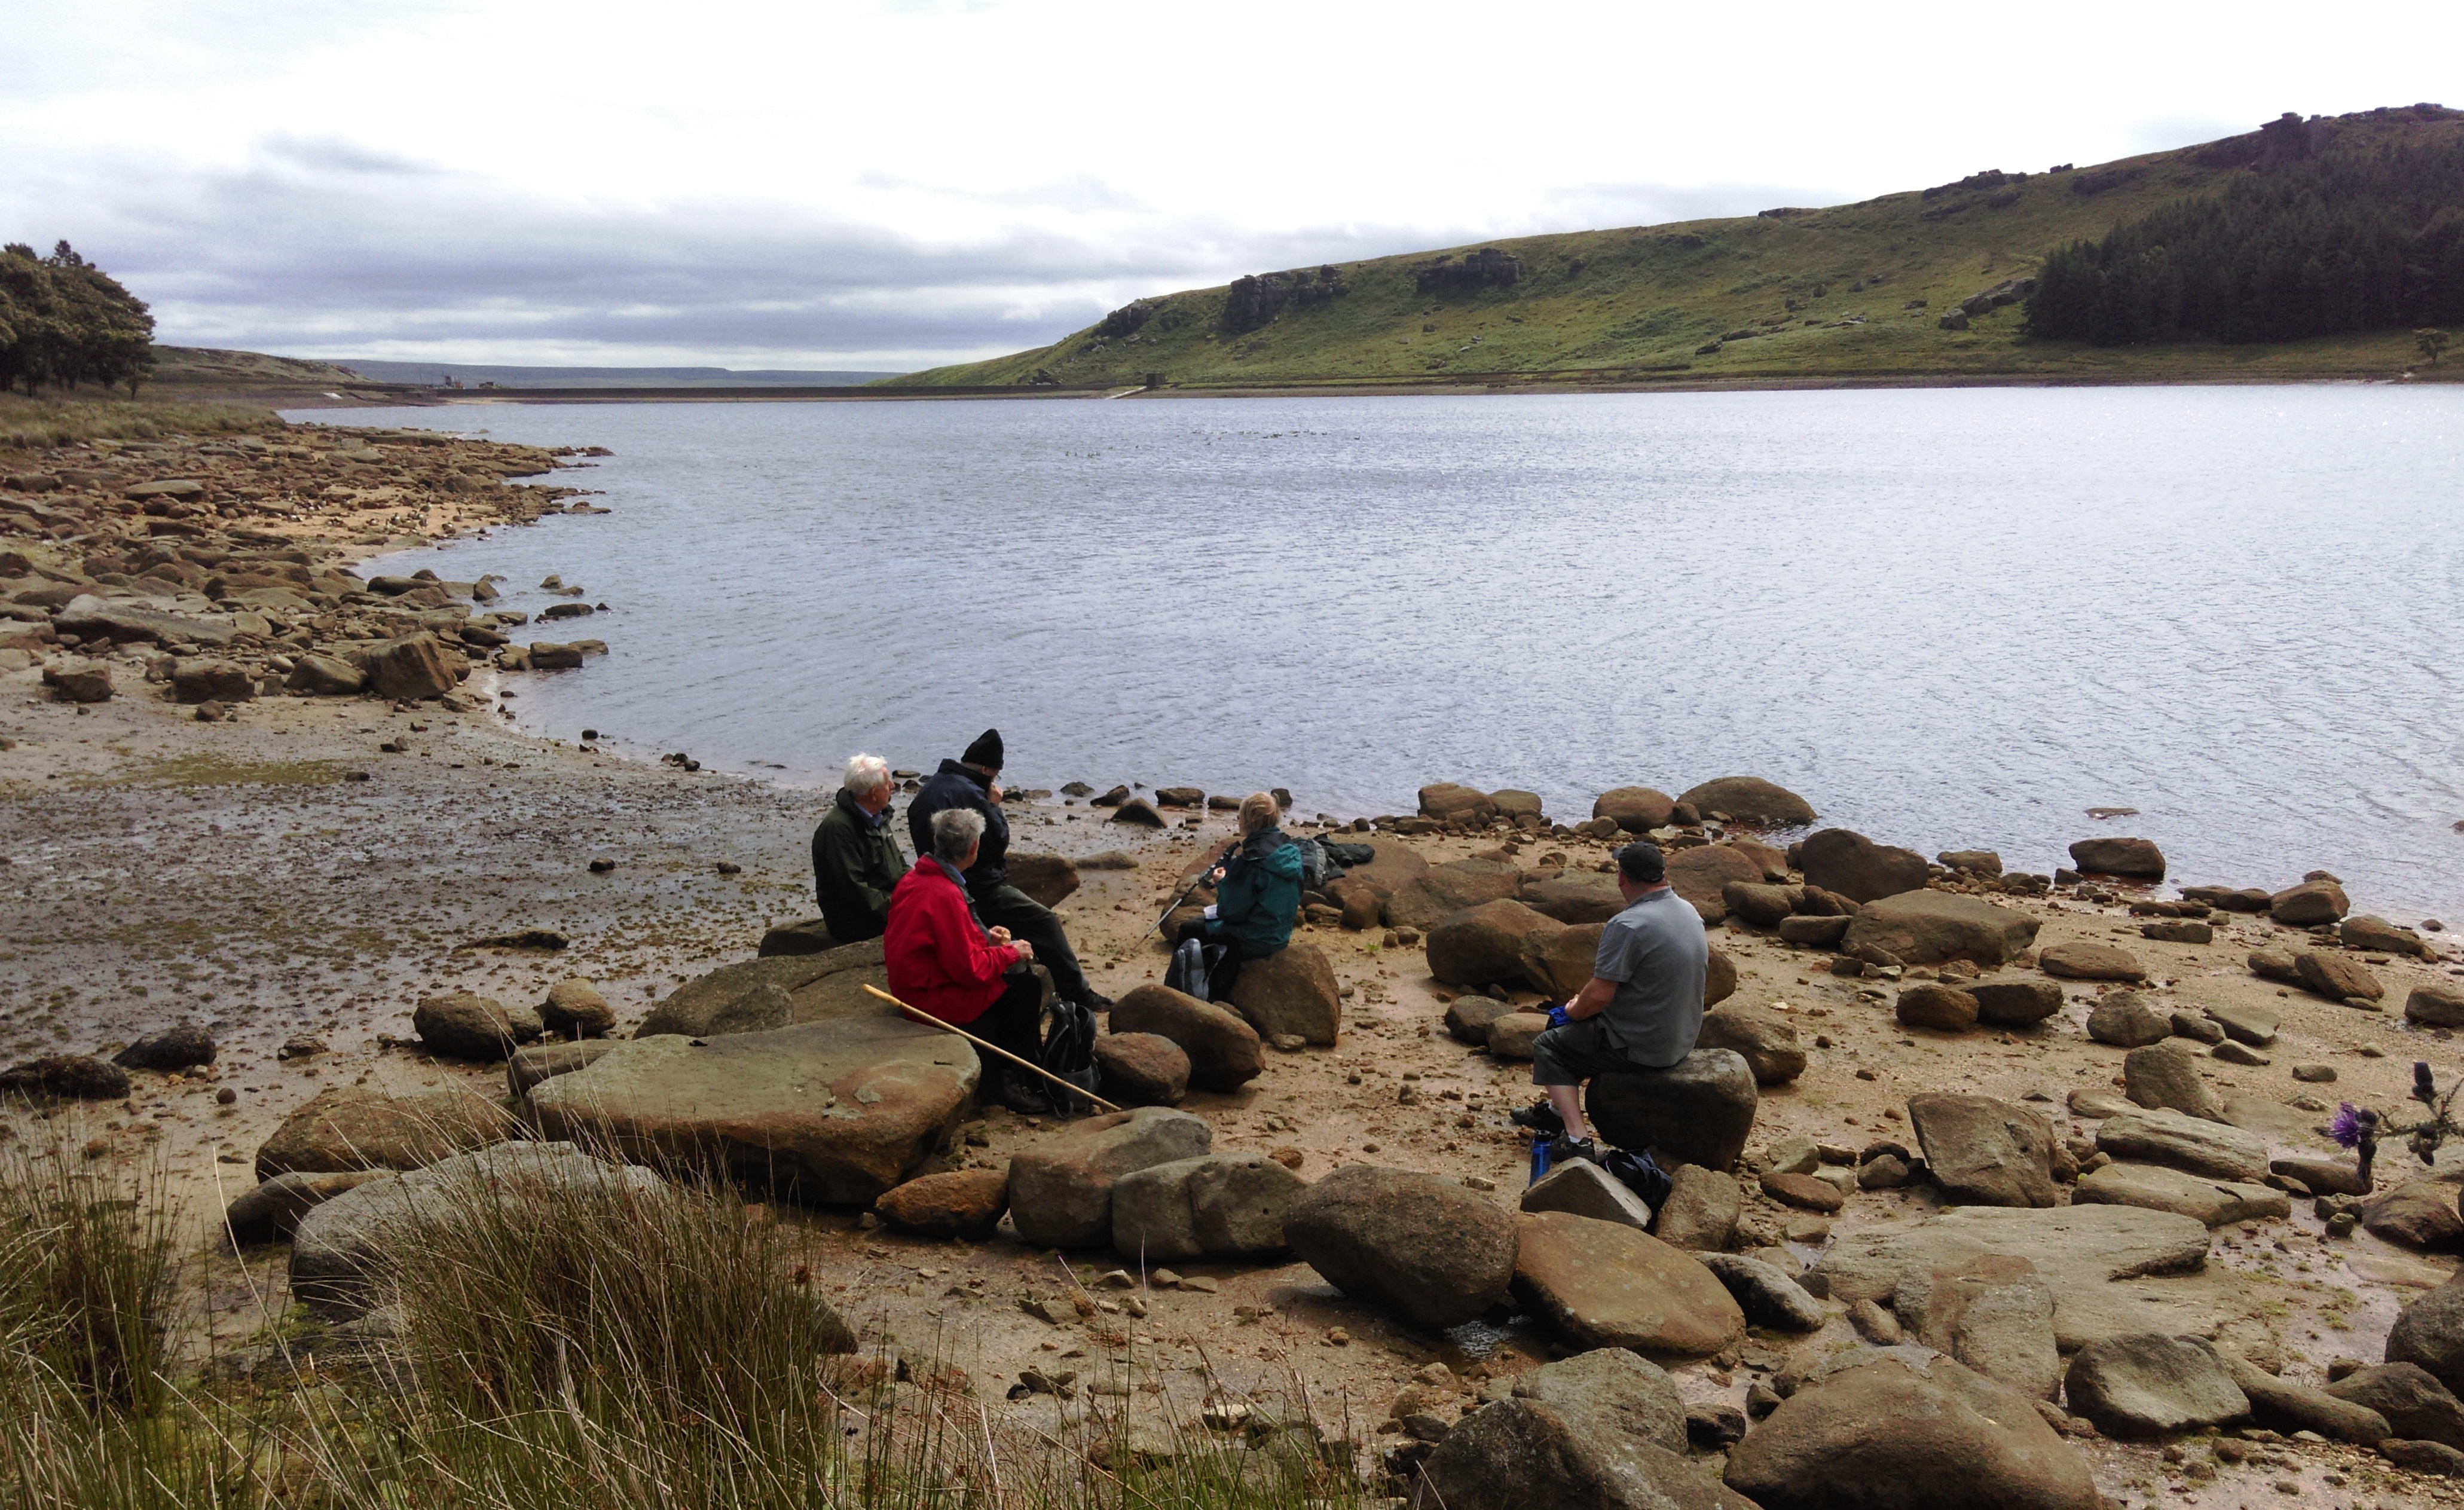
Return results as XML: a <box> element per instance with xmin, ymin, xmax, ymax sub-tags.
<box><xmin>6</xmin><ymin>1</ymin><xmax>2460</xmax><ymax>372</ymax></box>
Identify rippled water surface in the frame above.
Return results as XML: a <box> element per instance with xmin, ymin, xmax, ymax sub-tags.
<box><xmin>306</xmin><ymin>387</ymin><xmax>2464</xmax><ymax>922</ymax></box>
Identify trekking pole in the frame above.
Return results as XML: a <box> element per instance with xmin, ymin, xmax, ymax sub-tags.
<box><xmin>1144</xmin><ymin>840</ymin><xmax>1237</xmax><ymax>939</ymax></box>
<box><xmin>862</xmin><ymin>985</ymin><xmax>1122</xmax><ymax>1114</ymax></box>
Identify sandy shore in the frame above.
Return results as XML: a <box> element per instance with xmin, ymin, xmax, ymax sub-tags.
<box><xmin>9</xmin><ymin>414</ymin><xmax>2464</xmax><ymax>1506</ymax></box>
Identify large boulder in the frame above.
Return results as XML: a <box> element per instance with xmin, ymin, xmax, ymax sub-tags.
<box><xmin>291</xmin><ymin>1142</ymin><xmax>665</xmax><ymax>1319</ymax></box>
<box><xmin>1896</xmin><ymin>982</ymin><xmax>1979</xmax><ymax>1032</ymax></box>
<box><xmin>1841</xmin><ymin>890</ymin><xmax>2040</xmax><ymax>967</ymax></box>
<box><xmin>1283</xmin><ymin>1165</ymin><xmax>1518</xmax><ymax>1328</ymax></box>
<box><xmin>1384</xmin><ymin>857</ymin><xmax>1524</xmax><ymax>931</ymax></box>
<box><xmin>540</xmin><ymin>978</ymin><xmax>616</xmax><ymax>1038</ymax></box>
<box><xmin>1701</xmin><ymin>1252</ymin><xmax>1826</xmax><ymax>1331</ymax></box>
<box><xmin>286</xmin><ymin>653</ymin><xmax>366</xmax><ymax>695</ymax></box>
<box><xmin>1677</xmin><ymin>777</ymin><xmax>1815</xmax><ymax>827</ymax></box>
<box><xmin>2072</xmin><ymin>1162</ymin><xmax>2288</xmax><ymax>1227</ymax></box>
<box><xmin>2407</xmin><ymin>984</ymin><xmax>2464</xmax><ymax>1028</ymax></box>
<box><xmin>1338</xmin><ymin>841</ymin><xmax>1429</xmax><ymax>917</ymax></box>
<box><xmin>2122</xmin><ymin>1043</ymin><xmax>2224</xmax><ymax>1121</ymax></box>
<box><xmin>2387</xmin><ymin>1281</ymin><xmax>2464</xmax><ymax>1398</ymax></box>
<box><xmin>1420</xmin><ymin>1350</ymin><xmax>1748</xmax><ymax>1510</ymax></box>
<box><xmin>2344</xmin><ymin>915</ymin><xmax>2432</xmax><ymax>958</ymax></box>
<box><xmin>368</xmin><ymin>633</ymin><xmax>458</xmax><ymax>700</ymax></box>
<box><xmin>2294</xmin><ymin>948</ymin><xmax>2383</xmax><ymax>1004</ymax></box>
<box><xmin>1109</xmin><ymin>984</ymin><xmax>1264</xmax><ymax>1091</ymax></box>
<box><xmin>528</xmin><ymin>1014</ymin><xmax>980</xmax><ymax>1206</ymax></box>
<box><xmin>113</xmin><ymin>1022</ymin><xmax>217</xmax><ymax>1072</ymax></box>
<box><xmin>2068</xmin><ymin>837</ymin><xmax>2165</xmax><ymax>880</ymax></box>
<box><xmin>1654</xmin><ymin>1165</ymin><xmax>1740</xmax><ymax>1251</ymax></box>
<box><xmin>2085</xmin><ymin>991</ymin><xmax>2169</xmax><ymax>1047</ymax></box>
<box><xmin>1092</xmin><ymin>1032</ymin><xmax>1188</xmax><ymax>1106</ymax></box>
<box><xmin>1005</xmin><ymin>853</ymin><xmax>1080</xmax><ymax>907</ymax></box>
<box><xmin>1726</xmin><ymin>1354</ymin><xmax>2100</xmax><ymax>1510</ymax></box>
<box><xmin>2223</xmin><ymin>1351</ymin><xmax>2391</xmax><ymax>1444</ymax></box>
<box><xmin>1226</xmin><ymin>942</ymin><xmax>1340</xmax><ymax>1046</ymax></box>
<box><xmin>1695</xmin><ymin>1004</ymin><xmax>1805</xmax><ymax>1085</ymax></box>
<box><xmin>1796</xmin><ymin>828</ymin><xmax>1929</xmax><ymax>903</ymax></box>
<box><xmin>1907</xmin><ymin>1093</ymin><xmax>2062</xmax><ymax>1208</ymax></box>
<box><xmin>1426</xmin><ymin>900</ymin><xmax>1559</xmax><ymax>988</ymax></box>
<box><xmin>2270</xmin><ymin>878</ymin><xmax>2350</xmax><ymax>925</ymax></box>
<box><xmin>1520</xmin><ymin>1159</ymin><xmax>1656</xmax><ymax>1231</ymax></box>
<box><xmin>2038</xmin><ymin>942</ymin><xmax>2145</xmax><ymax>983</ymax></box>
<box><xmin>506</xmin><ymin>1041</ymin><xmax>616</xmax><ymax>1097</ymax></box>
<box><xmin>1586</xmin><ymin>1049</ymin><xmax>1759</xmax><ymax>1171</ymax></box>
<box><xmin>223</xmin><ymin>1170</ymin><xmax>391</xmax><ymax>1245</ymax></box>
<box><xmin>1521</xmin><ymin>870</ymin><xmax>1625</xmax><ymax>924</ymax></box>
<box><xmin>1110</xmin><ymin>1151</ymin><xmax>1304</xmax><ymax>1263</ymax></box>
<box><xmin>2094</xmin><ymin>1108</ymin><xmax>2268</xmax><ymax>1182</ymax></box>
<box><xmin>1520</xmin><ymin>919</ymin><xmax>1603</xmax><ymax>998</ymax></box>
<box><xmin>875</xmin><ymin>1168</ymin><xmax>1010</xmax><ymax>1239</ymax></box>
<box><xmin>2061</xmin><ymin>1333</ymin><xmax>2248</xmax><ymax>1436</ymax></box>
<box><xmin>1004</xmin><ymin>1106</ymin><xmax>1212</xmax><ymax>1249</ymax></box>
<box><xmin>170</xmin><ymin>658</ymin><xmax>255</xmax><ymax>704</ymax></box>
<box><xmin>413</xmin><ymin>992</ymin><xmax>542</xmax><ymax>1060</ymax></box>
<box><xmin>2331</xmin><ymin>1361</ymin><xmax>2464</xmax><ymax>1447</ymax></box>
<box><xmin>1665</xmin><ymin>845</ymin><xmax>1763</xmax><ymax>922</ymax></box>
<box><xmin>635</xmin><ymin>940</ymin><xmax>888</xmax><ymax>1038</ymax></box>
<box><xmin>1511</xmin><ymin>1211</ymin><xmax>1744</xmax><ymax>1358</ymax></box>
<box><xmin>1592</xmin><ymin>787</ymin><xmax>1677</xmax><ymax>832</ymax></box>
<box><xmin>1721</xmin><ymin>881</ymin><xmax>1797</xmax><ymax>927</ymax></box>
<box><xmin>1419</xmin><ymin>782</ymin><xmax>1498</xmax><ymax>822</ymax></box>
<box><xmin>2364</xmin><ymin>1181</ymin><xmax>2464</xmax><ymax>1250</ymax></box>
<box><xmin>255</xmin><ymin>1087</ymin><xmax>524</xmax><ymax>1181</ymax></box>
<box><xmin>1971</xmin><ymin>979</ymin><xmax>2064</xmax><ymax>1028</ymax></box>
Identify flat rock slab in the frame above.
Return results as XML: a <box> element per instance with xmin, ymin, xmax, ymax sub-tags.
<box><xmin>2095</xmin><ymin>1108</ymin><xmax>2269</xmax><ymax>1182</ymax></box>
<box><xmin>291</xmin><ymin>1142</ymin><xmax>664</xmax><ymax>1319</ymax></box>
<box><xmin>2073</xmin><ymin>1161</ymin><xmax>2291</xmax><ymax>1227</ymax></box>
<box><xmin>527</xmin><ymin>1013</ymin><xmax>978</xmax><ymax>1206</ymax></box>
<box><xmin>1841</xmin><ymin>890</ymin><xmax>2041</xmax><ymax>967</ymax></box>
<box><xmin>1812</xmin><ymin>1205</ymin><xmax>2217</xmax><ymax>1352</ymax></box>
<box><xmin>1511</xmin><ymin>1210</ymin><xmax>1744</xmax><ymax>1358</ymax></box>
<box><xmin>1521</xmin><ymin>1158</ymin><xmax>1655</xmax><ymax>1231</ymax></box>
<box><xmin>255</xmin><ymin>1087</ymin><xmax>524</xmax><ymax>1182</ymax></box>
<box><xmin>634</xmin><ymin>940</ymin><xmax>888</xmax><ymax>1038</ymax></box>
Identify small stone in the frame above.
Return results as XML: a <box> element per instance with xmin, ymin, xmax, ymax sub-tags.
<box><xmin>2212</xmin><ymin>1041</ymin><xmax>2269</xmax><ymax>1066</ymax></box>
<box><xmin>2292</xmin><ymin>1065</ymin><xmax>2336</xmax><ymax>1083</ymax></box>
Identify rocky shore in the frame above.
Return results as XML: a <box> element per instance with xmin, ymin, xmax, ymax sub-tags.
<box><xmin>10</xmin><ymin>417</ymin><xmax>2464</xmax><ymax>1508</ymax></box>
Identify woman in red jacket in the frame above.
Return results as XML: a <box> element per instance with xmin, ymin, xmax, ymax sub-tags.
<box><xmin>885</xmin><ymin>806</ymin><xmax>1051</xmax><ymax>1114</ymax></box>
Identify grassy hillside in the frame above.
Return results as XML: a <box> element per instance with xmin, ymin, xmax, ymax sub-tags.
<box><xmin>893</xmin><ymin>106</ymin><xmax>2462</xmax><ymax>392</ymax></box>
<box><xmin>151</xmin><ymin>345</ymin><xmax>372</xmax><ymax>390</ymax></box>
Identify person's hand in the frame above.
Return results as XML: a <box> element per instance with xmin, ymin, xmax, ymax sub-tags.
<box><xmin>1209</xmin><ymin>867</ymin><xmax>1226</xmax><ymax>884</ymax></box>
<box><xmin>989</xmin><ymin>927</ymin><xmax>1013</xmax><ymax>944</ymax></box>
<box><xmin>1011</xmin><ymin>940</ymin><xmax>1034</xmax><ymax>961</ymax></box>
<box><xmin>989</xmin><ymin>783</ymin><xmax>1004</xmax><ymax>804</ymax></box>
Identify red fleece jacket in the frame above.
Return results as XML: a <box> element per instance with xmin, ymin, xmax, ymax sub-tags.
<box><xmin>884</xmin><ymin>858</ymin><xmax>1019</xmax><ymax>1026</ymax></box>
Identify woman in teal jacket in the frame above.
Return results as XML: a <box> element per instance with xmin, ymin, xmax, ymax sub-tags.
<box><xmin>1176</xmin><ymin>792</ymin><xmax>1302</xmax><ymax>998</ymax></box>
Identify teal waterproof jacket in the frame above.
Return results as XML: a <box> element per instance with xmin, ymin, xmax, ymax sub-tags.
<box><xmin>1215</xmin><ymin>829</ymin><xmax>1303</xmax><ymax>958</ymax></box>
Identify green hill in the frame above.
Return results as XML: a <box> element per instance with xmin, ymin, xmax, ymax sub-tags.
<box><xmin>892</xmin><ymin>105</ymin><xmax>2463</xmax><ymax>392</ymax></box>
<box><xmin>151</xmin><ymin>346</ymin><xmax>374</xmax><ymax>391</ymax></box>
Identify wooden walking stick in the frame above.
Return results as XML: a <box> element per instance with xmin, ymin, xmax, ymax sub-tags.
<box><xmin>863</xmin><ymin>985</ymin><xmax>1121</xmax><ymax>1114</ymax></box>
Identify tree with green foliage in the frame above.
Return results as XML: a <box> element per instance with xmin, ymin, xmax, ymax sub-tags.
<box><xmin>2419</xmin><ymin>328</ymin><xmax>2452</xmax><ymax>365</ymax></box>
<box><xmin>0</xmin><ymin>241</ymin><xmax>155</xmax><ymax>396</ymax></box>
<box><xmin>2025</xmin><ymin>137</ymin><xmax>2464</xmax><ymax>345</ymax></box>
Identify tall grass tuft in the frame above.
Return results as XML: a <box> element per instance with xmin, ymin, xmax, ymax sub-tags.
<box><xmin>0</xmin><ymin>1130</ymin><xmax>179</xmax><ymax>1411</ymax></box>
<box><xmin>0</xmin><ymin>391</ymin><xmax>280</xmax><ymax>449</ymax></box>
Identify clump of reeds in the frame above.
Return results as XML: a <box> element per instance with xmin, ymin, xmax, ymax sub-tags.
<box><xmin>0</xmin><ymin>392</ymin><xmax>279</xmax><ymax>450</ymax></box>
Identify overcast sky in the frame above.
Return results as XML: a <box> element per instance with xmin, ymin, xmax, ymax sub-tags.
<box><xmin>7</xmin><ymin>2</ymin><xmax>2459</xmax><ymax>371</ymax></box>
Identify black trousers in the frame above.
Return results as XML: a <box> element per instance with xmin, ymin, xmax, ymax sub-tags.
<box><xmin>971</xmin><ymin>968</ymin><xmax>1046</xmax><ymax>1088</ymax></box>
<box><xmin>975</xmin><ymin>883</ymin><xmax>1093</xmax><ymax>1003</ymax></box>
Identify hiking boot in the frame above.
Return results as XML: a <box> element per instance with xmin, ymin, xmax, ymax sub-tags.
<box><xmin>1510</xmin><ymin>1100</ymin><xmax>1566</xmax><ymax>1137</ymax></box>
<box><xmin>1077</xmin><ymin>991</ymin><xmax>1115</xmax><ymax>1013</ymax></box>
<box><xmin>991</xmin><ymin>1078</ymin><xmax>1052</xmax><ymax>1117</ymax></box>
<box><xmin>1547</xmin><ymin>1135</ymin><xmax>1599</xmax><ymax>1165</ymax></box>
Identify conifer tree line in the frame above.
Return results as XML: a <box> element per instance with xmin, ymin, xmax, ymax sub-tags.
<box><xmin>2026</xmin><ymin>138</ymin><xmax>2464</xmax><ymax>344</ymax></box>
<box><xmin>0</xmin><ymin>242</ymin><xmax>157</xmax><ymax>395</ymax></box>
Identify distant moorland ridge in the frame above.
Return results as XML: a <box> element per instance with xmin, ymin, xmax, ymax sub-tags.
<box><xmin>892</xmin><ymin>105</ymin><xmax>2464</xmax><ymax>392</ymax></box>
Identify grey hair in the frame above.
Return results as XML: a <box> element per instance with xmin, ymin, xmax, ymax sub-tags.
<box><xmin>843</xmin><ymin>752</ymin><xmax>892</xmax><ymax>796</ymax></box>
<box><xmin>931</xmin><ymin>806</ymin><xmax>985</xmax><ymax>863</ymax></box>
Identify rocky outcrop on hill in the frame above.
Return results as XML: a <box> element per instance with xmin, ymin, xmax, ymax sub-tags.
<box><xmin>1220</xmin><ymin>265</ymin><xmax>1345</xmax><ymax>334</ymax></box>
<box><xmin>1413</xmin><ymin>248</ymin><xmax>1521</xmax><ymax>295</ymax></box>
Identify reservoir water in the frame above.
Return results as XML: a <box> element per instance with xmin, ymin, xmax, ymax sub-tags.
<box><xmin>304</xmin><ymin>386</ymin><xmax>2464</xmax><ymax>924</ymax></box>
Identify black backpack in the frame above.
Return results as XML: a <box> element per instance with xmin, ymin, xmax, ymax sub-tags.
<box><xmin>1601</xmin><ymin>1147</ymin><xmax>1674</xmax><ymax>1212</ymax></box>
<box><xmin>1166</xmin><ymin>937</ymin><xmax>1228</xmax><ymax>1001</ymax></box>
<box><xmin>1041</xmin><ymin>999</ymin><xmax>1101</xmax><ymax>1115</ymax></box>
<box><xmin>1293</xmin><ymin>837</ymin><xmax>1340</xmax><ymax>891</ymax></box>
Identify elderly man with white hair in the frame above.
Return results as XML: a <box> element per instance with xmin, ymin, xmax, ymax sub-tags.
<box><xmin>810</xmin><ymin>752</ymin><xmax>908</xmax><ymax>943</ymax></box>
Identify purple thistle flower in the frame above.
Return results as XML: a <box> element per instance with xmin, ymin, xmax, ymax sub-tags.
<box><xmin>2329</xmin><ymin>1103</ymin><xmax>2364</xmax><ymax>1149</ymax></box>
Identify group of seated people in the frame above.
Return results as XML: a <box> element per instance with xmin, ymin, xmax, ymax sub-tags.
<box><xmin>812</xmin><ymin>728</ymin><xmax>1305</xmax><ymax>1114</ymax></box>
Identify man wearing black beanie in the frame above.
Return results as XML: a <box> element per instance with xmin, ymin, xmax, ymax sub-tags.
<box><xmin>907</xmin><ymin>728</ymin><xmax>1108</xmax><ymax>1011</ymax></box>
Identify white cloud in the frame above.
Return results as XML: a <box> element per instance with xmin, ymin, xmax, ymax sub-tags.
<box><xmin>4</xmin><ymin>0</ymin><xmax>2458</xmax><ymax>367</ymax></box>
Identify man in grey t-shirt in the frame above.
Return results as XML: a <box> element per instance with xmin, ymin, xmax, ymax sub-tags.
<box><xmin>1518</xmin><ymin>841</ymin><xmax>1710</xmax><ymax>1160</ymax></box>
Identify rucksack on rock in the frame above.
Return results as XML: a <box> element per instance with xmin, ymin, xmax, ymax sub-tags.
<box><xmin>1041</xmin><ymin>999</ymin><xmax>1100</xmax><ymax>1114</ymax></box>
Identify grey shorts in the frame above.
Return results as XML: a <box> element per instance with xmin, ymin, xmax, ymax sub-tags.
<box><xmin>1530</xmin><ymin>1016</ymin><xmax>1650</xmax><ymax>1087</ymax></box>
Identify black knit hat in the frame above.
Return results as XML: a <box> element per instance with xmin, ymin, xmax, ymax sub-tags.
<box><xmin>961</xmin><ymin>728</ymin><xmax>1004</xmax><ymax>771</ymax></box>
<box><xmin>1616</xmin><ymin>841</ymin><xmax>1667</xmax><ymax>884</ymax></box>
